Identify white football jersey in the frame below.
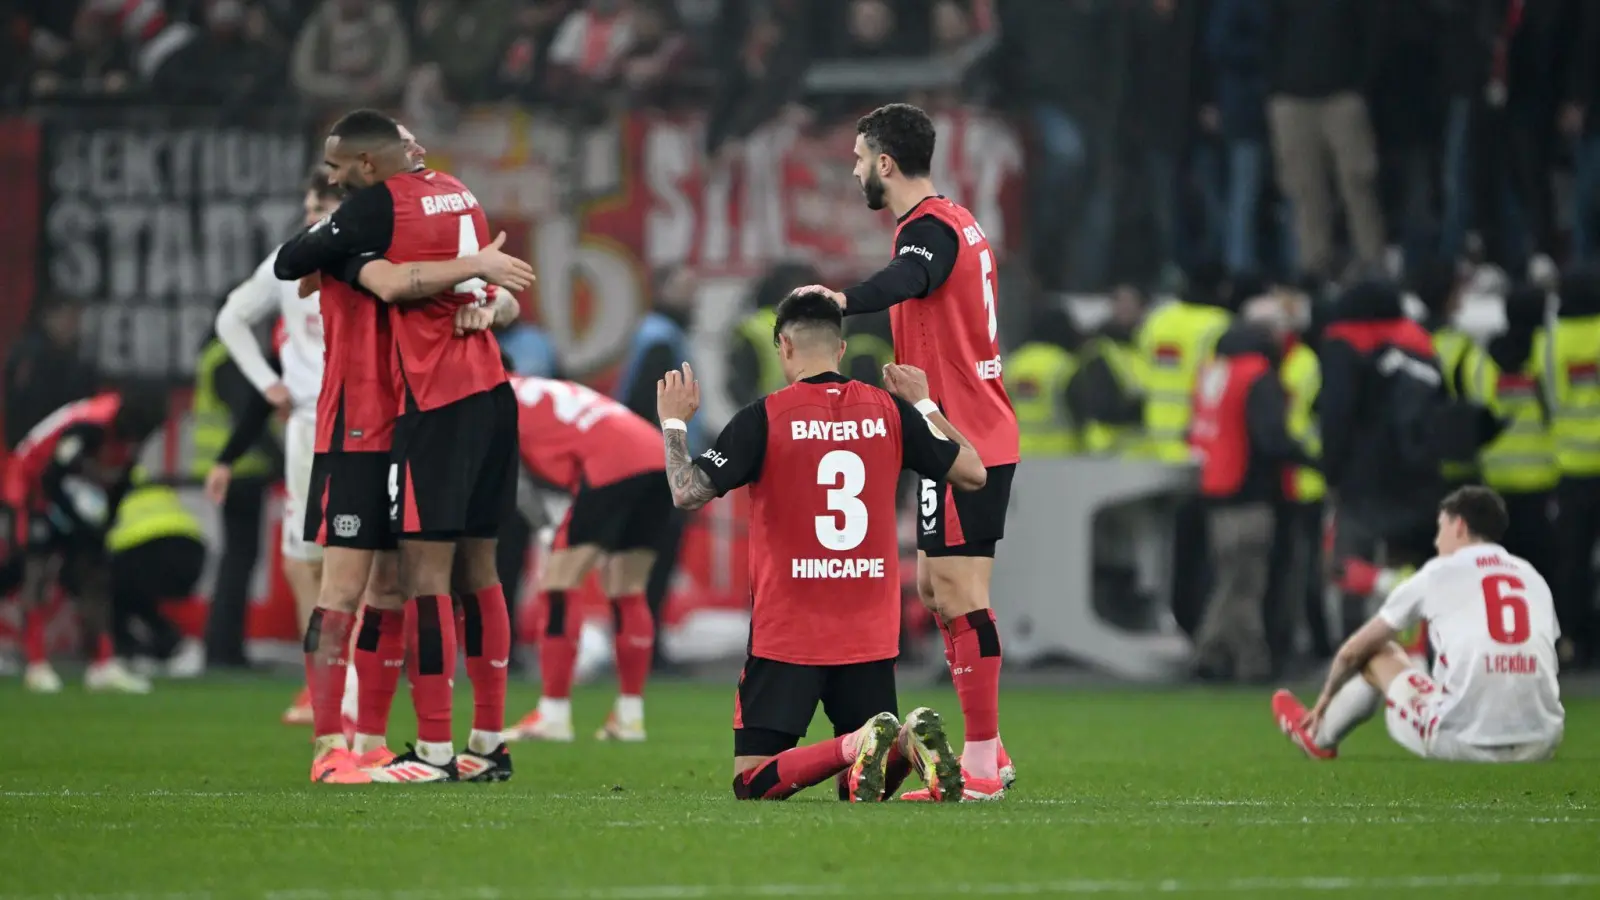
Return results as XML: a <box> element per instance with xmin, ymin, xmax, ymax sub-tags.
<box><xmin>1377</xmin><ymin>543</ymin><xmax>1564</xmax><ymax>746</ymax></box>
<box><xmin>214</xmin><ymin>246</ymin><xmax>324</xmax><ymax>413</ymax></box>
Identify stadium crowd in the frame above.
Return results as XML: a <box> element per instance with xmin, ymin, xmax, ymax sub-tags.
<box><xmin>3</xmin><ymin>0</ymin><xmax>1600</xmax><ymax>694</ymax></box>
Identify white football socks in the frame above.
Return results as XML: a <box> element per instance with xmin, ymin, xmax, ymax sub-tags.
<box><xmin>1313</xmin><ymin>678</ymin><xmax>1381</xmax><ymax>749</ymax></box>
<box><xmin>340</xmin><ymin>665</ymin><xmax>360</xmax><ymax>722</ymax></box>
<box><xmin>467</xmin><ymin>729</ymin><xmax>502</xmax><ymax>754</ymax></box>
<box><xmin>615</xmin><ymin>695</ymin><xmax>644</xmax><ymax>723</ymax></box>
<box><xmin>416</xmin><ymin>740</ymin><xmax>454</xmax><ymax>766</ymax></box>
<box><xmin>538</xmin><ymin>697</ymin><xmax>572</xmax><ymax>723</ymax></box>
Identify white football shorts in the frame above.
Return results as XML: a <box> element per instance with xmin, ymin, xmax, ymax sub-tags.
<box><xmin>1384</xmin><ymin>668</ymin><xmax>1558</xmax><ymax>763</ymax></box>
<box><xmin>282</xmin><ymin>410</ymin><xmax>322</xmax><ymax>563</ymax></box>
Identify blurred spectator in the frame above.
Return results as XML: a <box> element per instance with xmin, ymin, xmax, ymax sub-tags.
<box><xmin>28</xmin><ymin>5</ymin><xmax>133</xmax><ymax>100</ymax></box>
<box><xmin>1068</xmin><ymin>285</ymin><xmax>1147</xmax><ymax>456</ymax></box>
<box><xmin>1122</xmin><ymin>0</ymin><xmax>1203</xmax><ymax>283</ymax></box>
<box><xmin>1266</xmin><ymin>0</ymin><xmax>1385</xmax><ymax>279</ymax></box>
<box><xmin>1548</xmin><ymin>265</ymin><xmax>1600</xmax><ymax>668</ymax></box>
<box><xmin>1438</xmin><ymin>0</ymin><xmax>1493</xmax><ymax>264</ymax></box>
<box><xmin>703</xmin><ymin>0</ymin><xmax>812</xmax><ymax>158</ymax></box>
<box><xmin>613</xmin><ymin>0</ymin><xmax>692</xmax><ymax>109</ymax></box>
<box><xmin>1189</xmin><ymin>314</ymin><xmax>1307</xmax><ymax>682</ymax></box>
<box><xmin>152</xmin><ymin>1</ymin><xmax>288</xmax><ymax>107</ymax></box>
<box><xmin>5</xmin><ymin>296</ymin><xmax>99</xmax><ymax>449</ymax></box>
<box><xmin>488</xmin><ymin>1</ymin><xmax>575</xmax><ymax>103</ymax></box>
<box><xmin>1569</xmin><ymin>3</ymin><xmax>1600</xmax><ymax>262</ymax></box>
<box><xmin>498</xmin><ymin>319</ymin><xmax>562</xmax><ymax>379</ymax></box>
<box><xmin>994</xmin><ymin>0</ymin><xmax>1118</xmax><ymax>291</ymax></box>
<box><xmin>726</xmin><ymin>260</ymin><xmax>816</xmax><ymax>410</ymax></box>
<box><xmin>1007</xmin><ymin>304</ymin><xmax>1081</xmax><ymax>457</ymax></box>
<box><xmin>404</xmin><ymin>0</ymin><xmax>520</xmax><ymax>121</ymax></box>
<box><xmin>543</xmin><ymin>0</ymin><xmax>642</xmax><ymax>120</ymax></box>
<box><xmin>291</xmin><ymin>0</ymin><xmax>410</xmax><ymax>110</ymax></box>
<box><xmin>1369</xmin><ymin>0</ymin><xmax>1445</xmax><ymax>266</ymax></box>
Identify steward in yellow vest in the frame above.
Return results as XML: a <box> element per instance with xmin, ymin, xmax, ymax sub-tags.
<box><xmin>1412</xmin><ymin>258</ymin><xmax>1484</xmax><ymax>486</ymax></box>
<box><xmin>1007</xmin><ymin>306</ymin><xmax>1081</xmax><ymax>457</ymax></box>
<box><xmin>1070</xmin><ymin>288</ymin><xmax>1147</xmax><ymax>456</ymax></box>
<box><xmin>1280</xmin><ymin>338</ymin><xmax>1325</xmax><ymax>505</ymax></box>
<box><xmin>1532</xmin><ymin>267</ymin><xmax>1600</xmax><ymax>666</ymax></box>
<box><xmin>728</xmin><ymin>263</ymin><xmax>819</xmax><ymax>408</ymax></box>
<box><xmin>1136</xmin><ymin>266</ymin><xmax>1232</xmax><ymax>463</ymax></box>
<box><xmin>841</xmin><ymin>314</ymin><xmax>896</xmax><ymax>388</ymax></box>
<box><xmin>106</xmin><ymin>468</ymin><xmax>207</xmax><ymax>668</ymax></box>
<box><xmin>192</xmin><ymin>339</ymin><xmax>277</xmax><ymax>480</ymax></box>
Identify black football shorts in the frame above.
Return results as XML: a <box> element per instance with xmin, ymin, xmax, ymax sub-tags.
<box><xmin>554</xmin><ymin>470</ymin><xmax>673</xmax><ymax>552</ymax></box>
<box><xmin>916</xmin><ymin>463</ymin><xmax>1015</xmax><ymax>558</ymax></box>
<box><xmin>306</xmin><ymin>450</ymin><xmax>396</xmax><ymax>551</ymax></box>
<box><xmin>732</xmin><ymin>656</ymin><xmax>898</xmax><ymax>757</ymax></box>
<box><xmin>390</xmin><ymin>382</ymin><xmax>518</xmax><ymax>541</ymax></box>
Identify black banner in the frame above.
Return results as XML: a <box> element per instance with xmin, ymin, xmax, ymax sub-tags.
<box><xmin>38</xmin><ymin>110</ymin><xmax>315</xmax><ymax>379</ymax></box>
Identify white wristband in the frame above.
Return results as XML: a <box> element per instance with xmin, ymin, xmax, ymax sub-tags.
<box><xmin>914</xmin><ymin>399</ymin><xmax>939</xmax><ymax>417</ymax></box>
<box><xmin>661</xmin><ymin>418</ymin><xmax>688</xmax><ymax>433</ymax></box>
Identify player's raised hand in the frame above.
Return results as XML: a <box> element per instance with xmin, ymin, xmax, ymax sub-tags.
<box><xmin>204</xmin><ymin>463</ymin><xmax>233</xmax><ymax>505</ymax></box>
<box><xmin>474</xmin><ymin>232</ymin><xmax>537</xmax><ymax>293</ymax></box>
<box><xmin>454</xmin><ymin>304</ymin><xmax>496</xmax><ymax>336</ymax></box>
<box><xmin>796</xmin><ymin>284</ymin><xmax>847</xmax><ymax>310</ymax></box>
<box><xmin>657</xmin><ymin>362</ymin><xmax>701</xmax><ymax>424</ymax></box>
<box><xmin>298</xmin><ymin>273</ymin><xmax>320</xmax><ymax>298</ymax></box>
<box><xmin>882</xmin><ymin>363</ymin><xmax>931</xmax><ymax>404</ymax></box>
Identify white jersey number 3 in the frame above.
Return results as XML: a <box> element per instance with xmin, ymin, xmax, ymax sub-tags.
<box><xmin>816</xmin><ymin>450</ymin><xmax>868</xmax><ymax>552</ymax></box>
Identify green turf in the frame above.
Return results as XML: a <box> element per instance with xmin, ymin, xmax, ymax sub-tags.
<box><xmin>0</xmin><ymin>679</ymin><xmax>1596</xmax><ymax>899</ymax></box>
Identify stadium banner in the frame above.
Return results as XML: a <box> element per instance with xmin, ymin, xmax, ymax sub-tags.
<box><xmin>420</xmin><ymin>106</ymin><xmax>1027</xmax><ymax>381</ymax></box>
<box><xmin>34</xmin><ymin>108</ymin><xmax>317</xmax><ymax>379</ymax></box>
<box><xmin>0</xmin><ymin>115</ymin><xmax>42</xmax><ymax>455</ymax></box>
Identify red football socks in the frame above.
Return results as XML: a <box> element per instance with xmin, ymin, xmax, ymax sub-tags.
<box><xmin>611</xmin><ymin>593</ymin><xmax>653</xmax><ymax>697</ymax></box>
<box><xmin>733</xmin><ymin>736</ymin><xmax>851</xmax><ymax>800</ymax></box>
<box><xmin>948</xmin><ymin>608</ymin><xmax>1002</xmax><ymax>743</ymax></box>
<box><xmin>538</xmin><ymin>590</ymin><xmax>578</xmax><ymax>700</ymax></box>
<box><xmin>92</xmin><ymin>633</ymin><xmax>114</xmax><ymax>664</ymax></box>
<box><xmin>937</xmin><ymin>617</ymin><xmax>956</xmax><ymax>667</ymax></box>
<box><xmin>22</xmin><ymin>607</ymin><xmax>46</xmax><ymax>664</ymax></box>
<box><xmin>406</xmin><ymin>595</ymin><xmax>457</xmax><ymax>744</ymax></box>
<box><xmin>463</xmin><ymin>584</ymin><xmax>511</xmax><ymax>734</ymax></box>
<box><xmin>303</xmin><ymin>607</ymin><xmax>355</xmax><ymax>740</ymax></box>
<box><xmin>352</xmin><ymin>606</ymin><xmax>405</xmax><ymax>739</ymax></box>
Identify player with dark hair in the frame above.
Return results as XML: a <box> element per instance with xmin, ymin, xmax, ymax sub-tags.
<box><xmin>1273</xmin><ymin>486</ymin><xmax>1564</xmax><ymax>763</ymax></box>
<box><xmin>4</xmin><ymin>387</ymin><xmax>170</xmax><ymax>694</ymax></box>
<box><xmin>802</xmin><ymin>102</ymin><xmax>1020</xmax><ymax>799</ymax></box>
<box><xmin>657</xmin><ymin>288</ymin><xmax>987</xmax><ymax>802</ymax></box>
<box><xmin>274</xmin><ymin>109</ymin><xmax>535</xmax><ymax>784</ymax></box>
<box><xmin>502</xmin><ymin>375</ymin><xmax>673</xmax><ymax>743</ymax></box>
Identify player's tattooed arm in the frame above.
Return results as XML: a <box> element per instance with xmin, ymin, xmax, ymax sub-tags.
<box><xmin>664</xmin><ymin>430</ymin><xmax>718</xmax><ymax>511</ymax></box>
<box><xmin>358</xmin><ymin>232</ymin><xmax>535</xmax><ymax>304</ymax></box>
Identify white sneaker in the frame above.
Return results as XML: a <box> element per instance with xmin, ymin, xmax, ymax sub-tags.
<box><xmin>595</xmin><ymin>713</ymin><xmax>646</xmax><ymax>742</ymax></box>
<box><xmin>24</xmin><ymin>662</ymin><xmax>62</xmax><ymax>694</ymax></box>
<box><xmin>85</xmin><ymin>659</ymin><xmax>152</xmax><ymax>694</ymax></box>
<box><xmin>507</xmin><ymin>710</ymin><xmax>574</xmax><ymax>742</ymax></box>
<box><xmin>164</xmin><ymin>639</ymin><xmax>205</xmax><ymax>678</ymax></box>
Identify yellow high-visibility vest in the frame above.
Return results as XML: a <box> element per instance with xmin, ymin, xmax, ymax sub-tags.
<box><xmin>192</xmin><ymin>340</ymin><xmax>273</xmax><ymax>478</ymax></box>
<box><xmin>1471</xmin><ymin>353</ymin><xmax>1558</xmax><ymax>493</ymax></box>
<box><xmin>1533</xmin><ymin>315</ymin><xmax>1600</xmax><ymax>477</ymax></box>
<box><xmin>1435</xmin><ymin>327</ymin><xmax>1481</xmax><ymax>483</ymax></box>
<box><xmin>841</xmin><ymin>332</ymin><xmax>895</xmax><ymax>388</ymax></box>
<box><xmin>1136</xmin><ymin>301</ymin><xmax>1230</xmax><ymax>463</ymax></box>
<box><xmin>735</xmin><ymin>309</ymin><xmax>787</xmax><ymax>397</ymax></box>
<box><xmin>1079</xmin><ymin>337</ymin><xmax>1144</xmax><ymax>456</ymax></box>
<box><xmin>1281</xmin><ymin>342</ymin><xmax>1325</xmax><ymax>503</ymax></box>
<box><xmin>107</xmin><ymin>471</ymin><xmax>204</xmax><ymax>554</ymax></box>
<box><xmin>1006</xmin><ymin>342</ymin><xmax>1078</xmax><ymax>456</ymax></box>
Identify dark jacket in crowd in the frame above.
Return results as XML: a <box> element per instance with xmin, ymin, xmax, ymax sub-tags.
<box><xmin>1204</xmin><ymin>323</ymin><xmax>1311</xmax><ymax>505</ymax></box>
<box><xmin>1123</xmin><ymin>0</ymin><xmax>1205</xmax><ymax>153</ymax></box>
<box><xmin>1267</xmin><ymin>0</ymin><xmax>1381</xmax><ymax>99</ymax></box>
<box><xmin>1207</xmin><ymin>0</ymin><xmax>1271</xmax><ymax>141</ymax></box>
<box><xmin>1490</xmin><ymin>285</ymin><xmax>1548</xmax><ymax>377</ymax></box>
<box><xmin>4</xmin><ymin>331</ymin><xmax>99</xmax><ymax>449</ymax></box>
<box><xmin>1066</xmin><ymin>319</ymin><xmax>1144</xmax><ymax>431</ymax></box>
<box><xmin>994</xmin><ymin>0</ymin><xmax>1119</xmax><ymax>120</ymax></box>
<box><xmin>1317</xmin><ymin>281</ymin><xmax>1446</xmax><ymax>507</ymax></box>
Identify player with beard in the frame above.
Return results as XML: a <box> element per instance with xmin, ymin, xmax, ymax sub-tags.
<box><xmin>275</xmin><ymin>109</ymin><xmax>533</xmax><ymax>784</ymax></box>
<box><xmin>802</xmin><ymin>103</ymin><xmax>1019</xmax><ymax>799</ymax></box>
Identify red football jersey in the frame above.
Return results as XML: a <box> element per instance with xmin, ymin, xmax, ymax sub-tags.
<box><xmin>3</xmin><ymin>393</ymin><xmax>130</xmax><ymax>508</ymax></box>
<box><xmin>509</xmin><ymin>376</ymin><xmax>662</xmax><ymax>491</ymax></box>
<box><xmin>315</xmin><ymin>277</ymin><xmax>396</xmax><ymax>453</ymax></box>
<box><xmin>888</xmin><ymin>197</ymin><xmax>1020</xmax><ymax>467</ymax></box>
<box><xmin>746</xmin><ymin>380</ymin><xmax>909</xmax><ymax>665</ymax></box>
<box><xmin>383</xmin><ymin>169</ymin><xmax>507</xmax><ymax>412</ymax></box>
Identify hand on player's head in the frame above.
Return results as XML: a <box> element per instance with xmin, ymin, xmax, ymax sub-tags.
<box><xmin>794</xmin><ymin>284</ymin><xmax>846</xmax><ymax>310</ymax></box>
<box><xmin>474</xmin><ymin>231</ymin><xmax>536</xmax><ymax>293</ymax></box>
<box><xmin>882</xmin><ymin>364</ymin><xmax>930</xmax><ymax>404</ymax></box>
<box><xmin>657</xmin><ymin>362</ymin><xmax>700</xmax><ymax>424</ymax></box>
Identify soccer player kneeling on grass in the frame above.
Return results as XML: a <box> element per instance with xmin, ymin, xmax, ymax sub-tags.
<box><xmin>1274</xmin><ymin>486</ymin><xmax>1565</xmax><ymax>763</ymax></box>
<box><xmin>657</xmin><ymin>290</ymin><xmax>989</xmax><ymax>801</ymax></box>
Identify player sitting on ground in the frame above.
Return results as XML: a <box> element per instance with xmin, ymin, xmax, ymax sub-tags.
<box><xmin>657</xmin><ymin>289</ymin><xmax>987</xmax><ymax>801</ymax></box>
<box><xmin>1274</xmin><ymin>486</ymin><xmax>1565</xmax><ymax>763</ymax></box>
<box><xmin>503</xmin><ymin>372</ymin><xmax>673</xmax><ymax>743</ymax></box>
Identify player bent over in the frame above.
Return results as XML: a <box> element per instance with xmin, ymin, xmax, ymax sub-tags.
<box><xmin>1274</xmin><ymin>486</ymin><xmax>1564</xmax><ymax>763</ymax></box>
<box><xmin>658</xmin><ymin>290</ymin><xmax>988</xmax><ymax>801</ymax></box>
<box><xmin>502</xmin><ymin>373</ymin><xmax>674</xmax><ymax>743</ymax></box>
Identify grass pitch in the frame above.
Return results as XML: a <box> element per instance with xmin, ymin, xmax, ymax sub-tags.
<box><xmin>1</xmin><ymin>679</ymin><xmax>1596</xmax><ymax>899</ymax></box>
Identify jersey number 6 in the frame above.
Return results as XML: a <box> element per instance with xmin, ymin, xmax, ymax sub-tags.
<box><xmin>815</xmin><ymin>449</ymin><xmax>868</xmax><ymax>552</ymax></box>
<box><xmin>1480</xmin><ymin>573</ymin><xmax>1531</xmax><ymax>645</ymax></box>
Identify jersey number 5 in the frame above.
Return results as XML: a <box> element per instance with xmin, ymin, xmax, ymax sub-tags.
<box><xmin>978</xmin><ymin>247</ymin><xmax>998</xmax><ymax>343</ymax></box>
<box><xmin>1480</xmin><ymin>574</ymin><xmax>1531</xmax><ymax>645</ymax></box>
<box><xmin>815</xmin><ymin>450</ymin><xmax>867</xmax><ymax>552</ymax></box>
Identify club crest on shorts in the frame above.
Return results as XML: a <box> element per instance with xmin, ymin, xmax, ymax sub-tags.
<box><xmin>332</xmin><ymin>514</ymin><xmax>361</xmax><ymax>538</ymax></box>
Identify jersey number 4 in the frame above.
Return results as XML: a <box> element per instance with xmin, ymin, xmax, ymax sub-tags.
<box><xmin>1480</xmin><ymin>574</ymin><xmax>1531</xmax><ymax>645</ymax></box>
<box><xmin>452</xmin><ymin>214</ymin><xmax>489</xmax><ymax>302</ymax></box>
<box><xmin>815</xmin><ymin>450</ymin><xmax>867</xmax><ymax>552</ymax></box>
